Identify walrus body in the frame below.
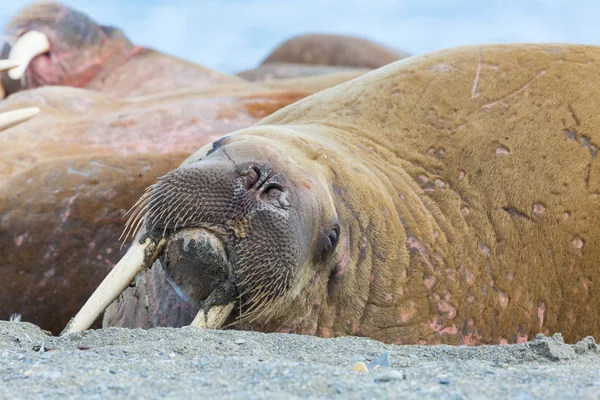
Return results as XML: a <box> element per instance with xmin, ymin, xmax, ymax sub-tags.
<box><xmin>103</xmin><ymin>43</ymin><xmax>599</xmax><ymax>346</ymax></box>
<box><xmin>260</xmin><ymin>33</ymin><xmax>409</xmax><ymax>68</ymax></box>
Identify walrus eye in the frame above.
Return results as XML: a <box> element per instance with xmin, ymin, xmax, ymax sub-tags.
<box><xmin>318</xmin><ymin>224</ymin><xmax>340</xmax><ymax>261</ymax></box>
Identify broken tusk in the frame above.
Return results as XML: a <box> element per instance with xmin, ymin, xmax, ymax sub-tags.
<box><xmin>0</xmin><ymin>107</ymin><xmax>40</xmax><ymax>131</ymax></box>
<box><xmin>8</xmin><ymin>30</ymin><xmax>50</xmax><ymax>80</ymax></box>
<box><xmin>0</xmin><ymin>60</ymin><xmax>19</xmax><ymax>73</ymax></box>
<box><xmin>61</xmin><ymin>237</ymin><xmax>166</xmax><ymax>336</ymax></box>
<box><xmin>190</xmin><ymin>302</ymin><xmax>235</xmax><ymax>330</ymax></box>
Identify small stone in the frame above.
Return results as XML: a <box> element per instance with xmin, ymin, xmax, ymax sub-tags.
<box><xmin>234</xmin><ymin>339</ymin><xmax>246</xmax><ymax>345</ymax></box>
<box><xmin>367</xmin><ymin>352</ymin><xmax>391</xmax><ymax>371</ymax></box>
<box><xmin>352</xmin><ymin>362</ymin><xmax>369</xmax><ymax>373</ymax></box>
<box><xmin>23</xmin><ymin>369</ymin><xmax>33</xmax><ymax>377</ymax></box>
<box><xmin>375</xmin><ymin>370</ymin><xmax>405</xmax><ymax>382</ymax></box>
<box><xmin>168</xmin><ymin>352</ymin><xmax>176</xmax><ymax>359</ymax></box>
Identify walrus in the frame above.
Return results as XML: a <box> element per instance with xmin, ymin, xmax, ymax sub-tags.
<box><xmin>65</xmin><ymin>43</ymin><xmax>598</xmax><ymax>346</ymax></box>
<box><xmin>0</xmin><ymin>1</ymin><xmax>244</xmax><ymax>98</ymax></box>
<box><xmin>260</xmin><ymin>33</ymin><xmax>410</xmax><ymax>69</ymax></box>
<box><xmin>0</xmin><ymin>76</ymin><xmax>345</xmax><ymax>334</ymax></box>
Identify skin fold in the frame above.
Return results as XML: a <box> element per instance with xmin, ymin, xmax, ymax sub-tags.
<box><xmin>106</xmin><ymin>43</ymin><xmax>598</xmax><ymax>346</ymax></box>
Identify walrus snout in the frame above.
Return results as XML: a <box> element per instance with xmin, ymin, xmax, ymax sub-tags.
<box><xmin>161</xmin><ymin>228</ymin><xmax>232</xmax><ymax>307</ymax></box>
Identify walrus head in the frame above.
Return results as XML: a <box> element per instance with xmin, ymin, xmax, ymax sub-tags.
<box><xmin>62</xmin><ymin>127</ymin><xmax>344</xmax><ymax>334</ymax></box>
<box><xmin>0</xmin><ymin>1</ymin><xmax>136</xmax><ymax>95</ymax></box>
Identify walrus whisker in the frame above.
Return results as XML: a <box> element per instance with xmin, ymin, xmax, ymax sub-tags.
<box><xmin>122</xmin><ymin>187</ymin><xmax>153</xmax><ymax>220</ymax></box>
<box><xmin>61</xmin><ymin>237</ymin><xmax>166</xmax><ymax>335</ymax></box>
<box><xmin>189</xmin><ymin>302</ymin><xmax>235</xmax><ymax>330</ymax></box>
<box><xmin>171</xmin><ymin>193</ymin><xmax>195</xmax><ymax>233</ymax></box>
<box><xmin>0</xmin><ymin>107</ymin><xmax>40</xmax><ymax>131</ymax></box>
<box><xmin>120</xmin><ymin>193</ymin><xmax>151</xmax><ymax>242</ymax></box>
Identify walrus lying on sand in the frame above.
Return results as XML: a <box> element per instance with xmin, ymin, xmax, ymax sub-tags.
<box><xmin>0</xmin><ymin>1</ymin><xmax>243</xmax><ymax>98</ymax></box>
<box><xmin>64</xmin><ymin>43</ymin><xmax>598</xmax><ymax>346</ymax></box>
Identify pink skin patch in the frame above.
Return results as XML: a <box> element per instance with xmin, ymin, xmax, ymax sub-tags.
<box><xmin>406</xmin><ymin>237</ymin><xmax>434</xmax><ymax>270</ymax></box>
<box><xmin>458</xmin><ymin>170</ymin><xmax>466</xmax><ymax>180</ymax></box>
<box><xmin>461</xmin><ymin>206</ymin><xmax>470</xmax><ymax>216</ymax></box>
<box><xmin>320</xmin><ymin>327</ymin><xmax>332</xmax><ymax>338</ymax></box>
<box><xmin>516</xmin><ymin>333</ymin><xmax>528</xmax><ymax>343</ymax></box>
<box><xmin>571</xmin><ymin>236</ymin><xmax>584</xmax><ymax>249</ymax></box>
<box><xmin>434</xmin><ymin>179</ymin><xmax>446</xmax><ymax>189</ymax></box>
<box><xmin>423</xmin><ymin>275</ymin><xmax>436</xmax><ymax>290</ymax></box>
<box><xmin>461</xmin><ymin>332</ymin><xmax>480</xmax><ymax>345</ymax></box>
<box><xmin>437</xmin><ymin>300</ymin><xmax>457</xmax><ymax>320</ymax></box>
<box><xmin>499</xmin><ymin>338</ymin><xmax>508</xmax><ymax>345</ymax></box>
<box><xmin>532</xmin><ymin>203</ymin><xmax>546</xmax><ymax>215</ymax></box>
<box><xmin>335</xmin><ymin>234</ymin><xmax>351</xmax><ymax>278</ymax></box>
<box><xmin>430</xmin><ymin>320</ymin><xmax>458</xmax><ymax>335</ymax></box>
<box><xmin>467</xmin><ymin>295</ymin><xmax>475</xmax><ymax>303</ymax></box>
<box><xmin>14</xmin><ymin>234</ymin><xmax>25</xmax><ymax>246</ymax></box>
<box><xmin>465</xmin><ymin>270</ymin><xmax>475</xmax><ymax>285</ymax></box>
<box><xmin>418</xmin><ymin>174</ymin><xmax>430</xmax><ymax>183</ymax></box>
<box><xmin>384</xmin><ymin>294</ymin><xmax>393</xmax><ymax>302</ymax></box>
<box><xmin>399</xmin><ymin>307</ymin><xmax>417</xmax><ymax>324</ymax></box>
<box><xmin>537</xmin><ymin>301</ymin><xmax>546</xmax><ymax>330</ymax></box>
<box><xmin>480</xmin><ymin>244</ymin><xmax>491</xmax><ymax>257</ymax></box>
<box><xmin>43</xmin><ymin>268</ymin><xmax>56</xmax><ymax>278</ymax></box>
<box><xmin>495</xmin><ymin>146</ymin><xmax>510</xmax><ymax>155</ymax></box>
<box><xmin>498</xmin><ymin>291</ymin><xmax>509</xmax><ymax>309</ymax></box>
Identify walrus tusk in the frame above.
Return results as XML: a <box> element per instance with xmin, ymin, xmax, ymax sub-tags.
<box><xmin>190</xmin><ymin>302</ymin><xmax>235</xmax><ymax>330</ymax></box>
<box><xmin>61</xmin><ymin>237</ymin><xmax>166</xmax><ymax>335</ymax></box>
<box><xmin>8</xmin><ymin>30</ymin><xmax>50</xmax><ymax>80</ymax></box>
<box><xmin>0</xmin><ymin>107</ymin><xmax>40</xmax><ymax>131</ymax></box>
<box><xmin>0</xmin><ymin>60</ymin><xmax>20</xmax><ymax>73</ymax></box>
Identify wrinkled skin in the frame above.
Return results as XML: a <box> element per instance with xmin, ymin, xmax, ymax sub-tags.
<box><xmin>260</xmin><ymin>33</ymin><xmax>410</xmax><ymax>69</ymax></box>
<box><xmin>106</xmin><ymin>43</ymin><xmax>599</xmax><ymax>346</ymax></box>
<box><xmin>0</xmin><ymin>1</ymin><xmax>243</xmax><ymax>97</ymax></box>
<box><xmin>0</xmin><ymin>82</ymin><xmax>310</xmax><ymax>334</ymax></box>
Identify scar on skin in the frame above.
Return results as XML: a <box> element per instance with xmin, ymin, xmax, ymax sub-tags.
<box><xmin>471</xmin><ymin>48</ymin><xmax>483</xmax><ymax>99</ymax></box>
<box><xmin>537</xmin><ymin>301</ymin><xmax>546</xmax><ymax>330</ymax></box>
<box><xmin>481</xmin><ymin>70</ymin><xmax>547</xmax><ymax>109</ymax></box>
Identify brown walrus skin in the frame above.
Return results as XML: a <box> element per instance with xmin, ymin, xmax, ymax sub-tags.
<box><xmin>260</xmin><ymin>33</ymin><xmax>410</xmax><ymax>69</ymax></box>
<box><xmin>0</xmin><ymin>1</ymin><xmax>244</xmax><ymax>97</ymax></box>
<box><xmin>105</xmin><ymin>43</ymin><xmax>599</xmax><ymax>346</ymax></box>
<box><xmin>0</xmin><ymin>82</ymin><xmax>313</xmax><ymax>335</ymax></box>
